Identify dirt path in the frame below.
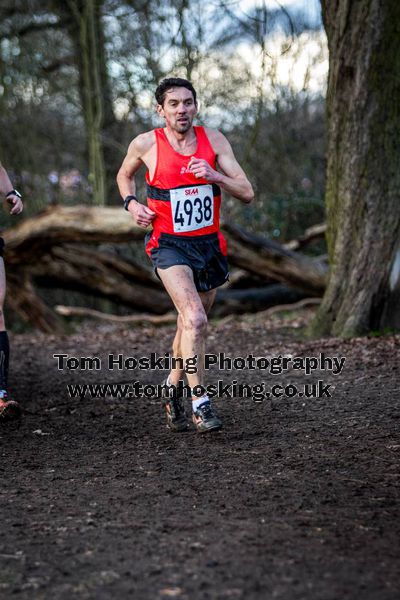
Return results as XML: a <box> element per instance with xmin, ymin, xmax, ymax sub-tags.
<box><xmin>1</xmin><ymin>311</ymin><xmax>399</xmax><ymax>599</ymax></box>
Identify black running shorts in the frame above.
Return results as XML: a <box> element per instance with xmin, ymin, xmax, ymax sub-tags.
<box><xmin>146</xmin><ymin>232</ymin><xmax>229</xmax><ymax>293</ymax></box>
<box><xmin>0</xmin><ymin>238</ymin><xmax>4</xmax><ymax>257</ymax></box>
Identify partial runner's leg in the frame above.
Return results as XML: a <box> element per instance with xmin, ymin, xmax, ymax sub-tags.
<box><xmin>0</xmin><ymin>257</ymin><xmax>20</xmax><ymax>420</ymax></box>
<box><xmin>157</xmin><ymin>265</ymin><xmax>215</xmax><ymax>392</ymax></box>
<box><xmin>158</xmin><ymin>266</ymin><xmax>221</xmax><ymax>432</ymax></box>
<box><xmin>168</xmin><ymin>289</ymin><xmax>216</xmax><ymax>386</ymax></box>
<box><xmin>0</xmin><ymin>258</ymin><xmax>9</xmax><ymax>394</ymax></box>
<box><xmin>169</xmin><ymin>313</ymin><xmax>185</xmax><ymax>386</ymax></box>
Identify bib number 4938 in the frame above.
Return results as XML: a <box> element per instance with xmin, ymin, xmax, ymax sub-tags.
<box><xmin>170</xmin><ymin>185</ymin><xmax>214</xmax><ymax>233</ymax></box>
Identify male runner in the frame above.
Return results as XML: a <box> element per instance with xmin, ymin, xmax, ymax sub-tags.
<box><xmin>0</xmin><ymin>161</ymin><xmax>23</xmax><ymax>420</ymax></box>
<box><xmin>117</xmin><ymin>77</ymin><xmax>254</xmax><ymax>433</ymax></box>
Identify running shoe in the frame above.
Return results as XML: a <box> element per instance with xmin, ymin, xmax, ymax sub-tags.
<box><xmin>0</xmin><ymin>395</ymin><xmax>21</xmax><ymax>421</ymax></box>
<box><xmin>192</xmin><ymin>401</ymin><xmax>222</xmax><ymax>433</ymax></box>
<box><xmin>160</xmin><ymin>379</ymin><xmax>189</xmax><ymax>432</ymax></box>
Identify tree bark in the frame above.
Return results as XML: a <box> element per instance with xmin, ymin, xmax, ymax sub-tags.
<box><xmin>7</xmin><ymin>272</ymin><xmax>64</xmax><ymax>334</ymax></box>
<box><xmin>313</xmin><ymin>0</ymin><xmax>400</xmax><ymax>336</ymax></box>
<box><xmin>62</xmin><ymin>0</ymin><xmax>111</xmax><ymax>205</ymax></box>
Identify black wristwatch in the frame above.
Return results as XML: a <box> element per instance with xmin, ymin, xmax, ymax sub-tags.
<box><xmin>6</xmin><ymin>189</ymin><xmax>22</xmax><ymax>199</ymax></box>
<box><xmin>123</xmin><ymin>195</ymin><xmax>137</xmax><ymax>211</ymax></box>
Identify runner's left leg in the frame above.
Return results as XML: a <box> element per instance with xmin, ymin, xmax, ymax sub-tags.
<box><xmin>0</xmin><ymin>258</ymin><xmax>9</xmax><ymax>394</ymax></box>
<box><xmin>169</xmin><ymin>289</ymin><xmax>216</xmax><ymax>387</ymax></box>
<box><xmin>0</xmin><ymin>257</ymin><xmax>20</xmax><ymax>420</ymax></box>
<box><xmin>158</xmin><ymin>265</ymin><xmax>221</xmax><ymax>431</ymax></box>
<box><xmin>157</xmin><ymin>265</ymin><xmax>215</xmax><ymax>394</ymax></box>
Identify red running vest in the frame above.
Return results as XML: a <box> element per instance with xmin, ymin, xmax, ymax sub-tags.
<box><xmin>145</xmin><ymin>126</ymin><xmax>227</xmax><ymax>256</ymax></box>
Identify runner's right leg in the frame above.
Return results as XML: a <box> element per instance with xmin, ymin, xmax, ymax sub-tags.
<box><xmin>161</xmin><ymin>312</ymin><xmax>190</xmax><ymax>431</ymax></box>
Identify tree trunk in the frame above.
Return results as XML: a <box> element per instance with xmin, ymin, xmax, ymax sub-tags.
<box><xmin>312</xmin><ymin>0</ymin><xmax>400</xmax><ymax>337</ymax></box>
<box><xmin>64</xmin><ymin>0</ymin><xmax>107</xmax><ymax>205</ymax></box>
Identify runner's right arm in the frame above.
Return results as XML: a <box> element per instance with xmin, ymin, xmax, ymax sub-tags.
<box><xmin>116</xmin><ymin>135</ymin><xmax>156</xmax><ymax>228</ymax></box>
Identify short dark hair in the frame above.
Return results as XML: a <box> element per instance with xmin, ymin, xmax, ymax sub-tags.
<box><xmin>155</xmin><ymin>78</ymin><xmax>197</xmax><ymax>106</ymax></box>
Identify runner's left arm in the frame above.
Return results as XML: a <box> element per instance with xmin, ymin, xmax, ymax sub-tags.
<box><xmin>188</xmin><ymin>131</ymin><xmax>254</xmax><ymax>203</ymax></box>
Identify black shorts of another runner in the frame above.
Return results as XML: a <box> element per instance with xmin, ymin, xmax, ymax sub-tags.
<box><xmin>0</xmin><ymin>238</ymin><xmax>4</xmax><ymax>257</ymax></box>
<box><xmin>146</xmin><ymin>232</ymin><xmax>229</xmax><ymax>293</ymax></box>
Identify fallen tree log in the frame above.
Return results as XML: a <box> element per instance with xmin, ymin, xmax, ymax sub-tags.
<box><xmin>3</xmin><ymin>205</ymin><xmax>143</xmax><ymax>264</ymax></box>
<box><xmin>31</xmin><ymin>245</ymin><xmax>172</xmax><ymax>314</ymax></box>
<box><xmin>254</xmin><ymin>297</ymin><xmax>322</xmax><ymax>318</ymax></box>
<box><xmin>54</xmin><ymin>285</ymin><xmax>308</xmax><ymax>322</ymax></box>
<box><xmin>215</xmin><ymin>297</ymin><xmax>322</xmax><ymax>327</ymax></box>
<box><xmin>213</xmin><ymin>284</ymin><xmax>308</xmax><ymax>316</ymax></box>
<box><xmin>55</xmin><ymin>297</ymin><xmax>322</xmax><ymax>325</ymax></box>
<box><xmin>283</xmin><ymin>223</ymin><xmax>327</xmax><ymax>251</ymax></box>
<box><xmin>3</xmin><ymin>206</ymin><xmax>328</xmax><ymax>331</ymax></box>
<box><xmin>4</xmin><ymin>207</ymin><xmax>327</xmax><ymax>293</ymax></box>
<box><xmin>7</xmin><ymin>272</ymin><xmax>65</xmax><ymax>334</ymax></box>
<box><xmin>227</xmin><ymin>268</ymin><xmax>277</xmax><ymax>288</ymax></box>
<box><xmin>223</xmin><ymin>223</ymin><xmax>327</xmax><ymax>294</ymax></box>
<box><xmin>55</xmin><ymin>306</ymin><xmax>177</xmax><ymax>324</ymax></box>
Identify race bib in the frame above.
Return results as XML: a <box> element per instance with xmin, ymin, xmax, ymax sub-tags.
<box><xmin>170</xmin><ymin>185</ymin><xmax>214</xmax><ymax>233</ymax></box>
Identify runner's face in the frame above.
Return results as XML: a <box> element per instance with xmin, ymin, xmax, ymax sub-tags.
<box><xmin>158</xmin><ymin>87</ymin><xmax>197</xmax><ymax>133</ymax></box>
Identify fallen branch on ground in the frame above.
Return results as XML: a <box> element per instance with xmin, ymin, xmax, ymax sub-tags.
<box><xmin>55</xmin><ymin>305</ymin><xmax>177</xmax><ymax>324</ymax></box>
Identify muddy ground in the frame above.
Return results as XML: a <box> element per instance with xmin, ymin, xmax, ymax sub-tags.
<box><xmin>1</xmin><ymin>309</ymin><xmax>399</xmax><ymax>599</ymax></box>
